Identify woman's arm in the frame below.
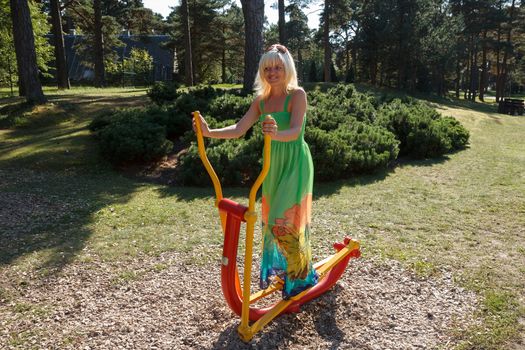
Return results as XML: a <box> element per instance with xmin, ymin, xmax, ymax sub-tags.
<box><xmin>270</xmin><ymin>89</ymin><xmax>307</xmax><ymax>142</ymax></box>
<box><xmin>193</xmin><ymin>97</ymin><xmax>262</xmax><ymax>139</ymax></box>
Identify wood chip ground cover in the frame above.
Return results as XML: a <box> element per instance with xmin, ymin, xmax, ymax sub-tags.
<box><xmin>0</xmin><ymin>252</ymin><xmax>478</xmax><ymax>349</ymax></box>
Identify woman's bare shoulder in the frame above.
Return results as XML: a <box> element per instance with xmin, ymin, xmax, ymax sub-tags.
<box><xmin>251</xmin><ymin>94</ymin><xmax>263</xmax><ymax>112</ymax></box>
<box><xmin>291</xmin><ymin>88</ymin><xmax>307</xmax><ymax>104</ymax></box>
<box><xmin>291</xmin><ymin>87</ymin><xmax>306</xmax><ymax>97</ymax></box>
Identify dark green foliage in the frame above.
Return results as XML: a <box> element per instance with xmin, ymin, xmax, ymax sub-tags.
<box><xmin>376</xmin><ymin>98</ymin><xmax>469</xmax><ymax>158</ymax></box>
<box><xmin>313</xmin><ymin>84</ymin><xmax>377</xmax><ymax>123</ymax></box>
<box><xmin>163</xmin><ymin>85</ymin><xmax>228</xmax><ymax>116</ymax></box>
<box><xmin>176</xmin><ymin>84</ymin><xmax>468</xmax><ymax>185</ymax></box>
<box><xmin>208</xmin><ymin>94</ymin><xmax>252</xmax><ymax>121</ymax></box>
<box><xmin>178</xmin><ymin>134</ymin><xmax>263</xmax><ymax>186</ymax></box>
<box><xmin>147</xmin><ymin>82</ymin><xmax>181</xmax><ymax>105</ymax></box>
<box><xmin>345</xmin><ymin>67</ymin><xmax>355</xmax><ymax>83</ymax></box>
<box><xmin>308</xmin><ymin>61</ymin><xmax>318</xmax><ymax>82</ymax></box>
<box><xmin>92</xmin><ymin>83</ymin><xmax>469</xmax><ymax>183</ymax></box>
<box><xmin>306</xmin><ymin>123</ymin><xmax>399</xmax><ymax>180</ymax></box>
<box><xmin>97</xmin><ymin>115</ymin><xmax>173</xmax><ymax>164</ymax></box>
<box><xmin>435</xmin><ymin>116</ymin><xmax>470</xmax><ymax>150</ymax></box>
<box><xmin>88</xmin><ymin>112</ymin><xmax>115</xmax><ymax>132</ymax></box>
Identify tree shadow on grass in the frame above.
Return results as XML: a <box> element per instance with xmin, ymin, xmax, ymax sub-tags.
<box><xmin>0</xmin><ymin>150</ymin><xmax>141</xmax><ymax>274</ymax></box>
<box><xmin>154</xmin><ymin>153</ymin><xmax>453</xmax><ymax>204</ymax></box>
<box><xmin>314</xmin><ymin>154</ymin><xmax>452</xmax><ymax>199</ymax></box>
<box><xmin>155</xmin><ymin>184</ymin><xmax>250</xmax><ymax>202</ymax></box>
<box><xmin>0</xmin><ymin>94</ymin><xmax>148</xmax><ymax>131</ymax></box>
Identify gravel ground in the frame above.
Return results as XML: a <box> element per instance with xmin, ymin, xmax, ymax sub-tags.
<box><xmin>0</xmin><ymin>252</ymin><xmax>479</xmax><ymax>350</ymax></box>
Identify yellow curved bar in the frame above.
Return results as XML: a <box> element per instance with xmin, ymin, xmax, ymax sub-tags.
<box><xmin>238</xmin><ymin>116</ymin><xmax>273</xmax><ymax>340</ymax></box>
<box><xmin>249</xmin><ymin>131</ymin><xmax>272</xmax><ymax>213</ymax></box>
<box><xmin>193</xmin><ymin>111</ymin><xmax>226</xmax><ymax>231</ymax></box>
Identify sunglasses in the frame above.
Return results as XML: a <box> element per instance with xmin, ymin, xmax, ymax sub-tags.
<box><xmin>266</xmin><ymin>44</ymin><xmax>288</xmax><ymax>54</ymax></box>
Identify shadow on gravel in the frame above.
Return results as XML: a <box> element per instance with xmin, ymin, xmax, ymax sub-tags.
<box><xmin>211</xmin><ymin>287</ymin><xmax>347</xmax><ymax>350</ymax></box>
<box><xmin>312</xmin><ymin>288</ymin><xmax>345</xmax><ymax>350</ymax></box>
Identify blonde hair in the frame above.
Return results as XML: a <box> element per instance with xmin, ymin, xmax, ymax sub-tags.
<box><xmin>254</xmin><ymin>44</ymin><xmax>299</xmax><ymax>99</ymax></box>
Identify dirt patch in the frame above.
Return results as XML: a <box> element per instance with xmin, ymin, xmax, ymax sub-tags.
<box><xmin>0</xmin><ymin>253</ymin><xmax>479</xmax><ymax>349</ymax></box>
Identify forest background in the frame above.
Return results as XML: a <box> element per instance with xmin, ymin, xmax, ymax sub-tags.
<box><xmin>0</xmin><ymin>0</ymin><xmax>524</xmax><ymax>104</ymax></box>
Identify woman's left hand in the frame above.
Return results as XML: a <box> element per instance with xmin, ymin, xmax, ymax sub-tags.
<box><xmin>262</xmin><ymin>117</ymin><xmax>278</xmax><ymax>137</ymax></box>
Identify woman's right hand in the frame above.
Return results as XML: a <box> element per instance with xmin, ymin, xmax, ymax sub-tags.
<box><xmin>192</xmin><ymin>111</ymin><xmax>210</xmax><ymax>137</ymax></box>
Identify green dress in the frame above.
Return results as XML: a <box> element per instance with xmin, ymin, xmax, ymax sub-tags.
<box><xmin>259</xmin><ymin>94</ymin><xmax>318</xmax><ymax>299</ymax></box>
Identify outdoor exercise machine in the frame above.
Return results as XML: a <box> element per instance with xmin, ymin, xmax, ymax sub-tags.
<box><xmin>193</xmin><ymin>111</ymin><xmax>361</xmax><ymax>342</ymax></box>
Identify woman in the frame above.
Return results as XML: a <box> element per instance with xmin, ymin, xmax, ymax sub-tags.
<box><xmin>193</xmin><ymin>44</ymin><xmax>318</xmax><ymax>299</ymax></box>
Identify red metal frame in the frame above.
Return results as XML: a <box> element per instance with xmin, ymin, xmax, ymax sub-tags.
<box><xmin>218</xmin><ymin>198</ymin><xmax>361</xmax><ymax>322</ymax></box>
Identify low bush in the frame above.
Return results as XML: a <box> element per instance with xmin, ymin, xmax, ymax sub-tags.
<box><xmin>98</xmin><ymin>116</ymin><xmax>173</xmax><ymax>164</ymax></box>
<box><xmin>178</xmin><ymin>136</ymin><xmax>263</xmax><ymax>186</ymax></box>
<box><xmin>306</xmin><ymin>123</ymin><xmax>399</xmax><ymax>180</ymax></box>
<box><xmin>147</xmin><ymin>82</ymin><xmax>180</xmax><ymax>105</ymax></box>
<box><xmin>92</xmin><ymin>83</ymin><xmax>469</xmax><ymax>183</ymax></box>
<box><xmin>376</xmin><ymin>98</ymin><xmax>469</xmax><ymax>158</ymax></box>
<box><xmin>208</xmin><ymin>94</ymin><xmax>252</xmax><ymax>121</ymax></box>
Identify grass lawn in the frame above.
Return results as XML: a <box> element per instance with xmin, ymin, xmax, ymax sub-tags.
<box><xmin>0</xmin><ymin>86</ymin><xmax>524</xmax><ymax>349</ymax></box>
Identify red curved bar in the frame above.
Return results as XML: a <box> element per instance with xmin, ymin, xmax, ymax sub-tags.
<box><xmin>218</xmin><ymin>198</ymin><xmax>360</xmax><ymax>322</ymax></box>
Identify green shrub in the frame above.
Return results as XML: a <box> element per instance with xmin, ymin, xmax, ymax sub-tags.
<box><xmin>98</xmin><ymin>116</ymin><xmax>173</xmax><ymax>164</ymax></box>
<box><xmin>325</xmin><ymin>84</ymin><xmax>378</xmax><ymax>122</ymax></box>
<box><xmin>178</xmin><ymin>124</ymin><xmax>264</xmax><ymax>186</ymax></box>
<box><xmin>307</xmin><ymin>84</ymin><xmax>377</xmax><ymax>128</ymax></box>
<box><xmin>306</xmin><ymin>123</ymin><xmax>399</xmax><ymax>180</ymax></box>
<box><xmin>93</xmin><ymin>83</ymin><xmax>470</xmax><ymax>182</ymax></box>
<box><xmin>187</xmin><ymin>85</ymin><xmax>220</xmax><ymax>100</ymax></box>
<box><xmin>376</xmin><ymin>99</ymin><xmax>469</xmax><ymax>158</ymax></box>
<box><xmin>434</xmin><ymin>116</ymin><xmax>470</xmax><ymax>150</ymax></box>
<box><xmin>208</xmin><ymin>94</ymin><xmax>253</xmax><ymax>121</ymax></box>
<box><xmin>171</xmin><ymin>93</ymin><xmax>207</xmax><ymax>116</ymax></box>
<box><xmin>89</xmin><ymin>113</ymin><xmax>115</xmax><ymax>132</ymax></box>
<box><xmin>307</xmin><ymin>104</ymin><xmax>355</xmax><ymax>131</ymax></box>
<box><xmin>147</xmin><ymin>82</ymin><xmax>180</xmax><ymax>105</ymax></box>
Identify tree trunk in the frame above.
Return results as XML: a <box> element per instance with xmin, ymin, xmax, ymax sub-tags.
<box><xmin>93</xmin><ymin>0</ymin><xmax>105</xmax><ymax>87</ymax></box>
<box><xmin>323</xmin><ymin>0</ymin><xmax>331</xmax><ymax>82</ymax></box>
<box><xmin>455</xmin><ymin>56</ymin><xmax>460</xmax><ymax>98</ymax></box>
<box><xmin>495</xmin><ymin>27</ymin><xmax>501</xmax><ymax>102</ymax></box>
<box><xmin>278</xmin><ymin>0</ymin><xmax>286</xmax><ymax>45</ymax></box>
<box><xmin>464</xmin><ymin>49</ymin><xmax>470</xmax><ymax>100</ymax></box>
<box><xmin>10</xmin><ymin>0</ymin><xmax>47</xmax><ymax>104</ymax></box>
<box><xmin>396</xmin><ymin>0</ymin><xmax>405</xmax><ymax>89</ymax></box>
<box><xmin>470</xmin><ymin>41</ymin><xmax>478</xmax><ymax>101</ymax></box>
<box><xmin>221</xmin><ymin>46</ymin><xmax>226</xmax><ymax>83</ymax></box>
<box><xmin>50</xmin><ymin>0</ymin><xmax>70</xmax><ymax>89</ymax></box>
<box><xmin>8</xmin><ymin>53</ymin><xmax>14</xmax><ymax>96</ymax></box>
<box><xmin>479</xmin><ymin>30</ymin><xmax>487</xmax><ymax>101</ymax></box>
<box><xmin>344</xmin><ymin>28</ymin><xmax>350</xmax><ymax>75</ymax></box>
<box><xmin>370</xmin><ymin>59</ymin><xmax>377</xmax><ymax>85</ymax></box>
<box><xmin>181</xmin><ymin>0</ymin><xmax>193</xmax><ymax>86</ymax></box>
<box><xmin>497</xmin><ymin>0</ymin><xmax>516</xmax><ymax>100</ymax></box>
<box><xmin>240</xmin><ymin>0</ymin><xmax>264</xmax><ymax>92</ymax></box>
<box><xmin>352</xmin><ymin>36</ymin><xmax>358</xmax><ymax>82</ymax></box>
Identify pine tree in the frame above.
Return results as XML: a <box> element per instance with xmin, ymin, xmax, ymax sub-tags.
<box><xmin>240</xmin><ymin>0</ymin><xmax>264</xmax><ymax>92</ymax></box>
<box><xmin>9</xmin><ymin>0</ymin><xmax>47</xmax><ymax>103</ymax></box>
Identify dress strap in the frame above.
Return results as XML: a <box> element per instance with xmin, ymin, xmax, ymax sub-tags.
<box><xmin>283</xmin><ymin>94</ymin><xmax>292</xmax><ymax>112</ymax></box>
<box><xmin>259</xmin><ymin>99</ymin><xmax>265</xmax><ymax>114</ymax></box>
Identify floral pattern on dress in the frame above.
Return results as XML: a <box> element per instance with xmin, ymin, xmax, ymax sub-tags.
<box><xmin>269</xmin><ymin>194</ymin><xmax>313</xmax><ymax>280</ymax></box>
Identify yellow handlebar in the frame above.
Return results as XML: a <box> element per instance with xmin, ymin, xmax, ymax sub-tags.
<box><xmin>193</xmin><ymin>110</ymin><xmax>274</xmax><ymax>335</ymax></box>
<box><xmin>248</xmin><ymin>117</ymin><xmax>272</xmax><ymax>213</ymax></box>
<box><xmin>193</xmin><ymin>111</ymin><xmax>223</xmax><ymax>206</ymax></box>
<box><xmin>193</xmin><ymin>110</ymin><xmax>273</xmax><ymax>237</ymax></box>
